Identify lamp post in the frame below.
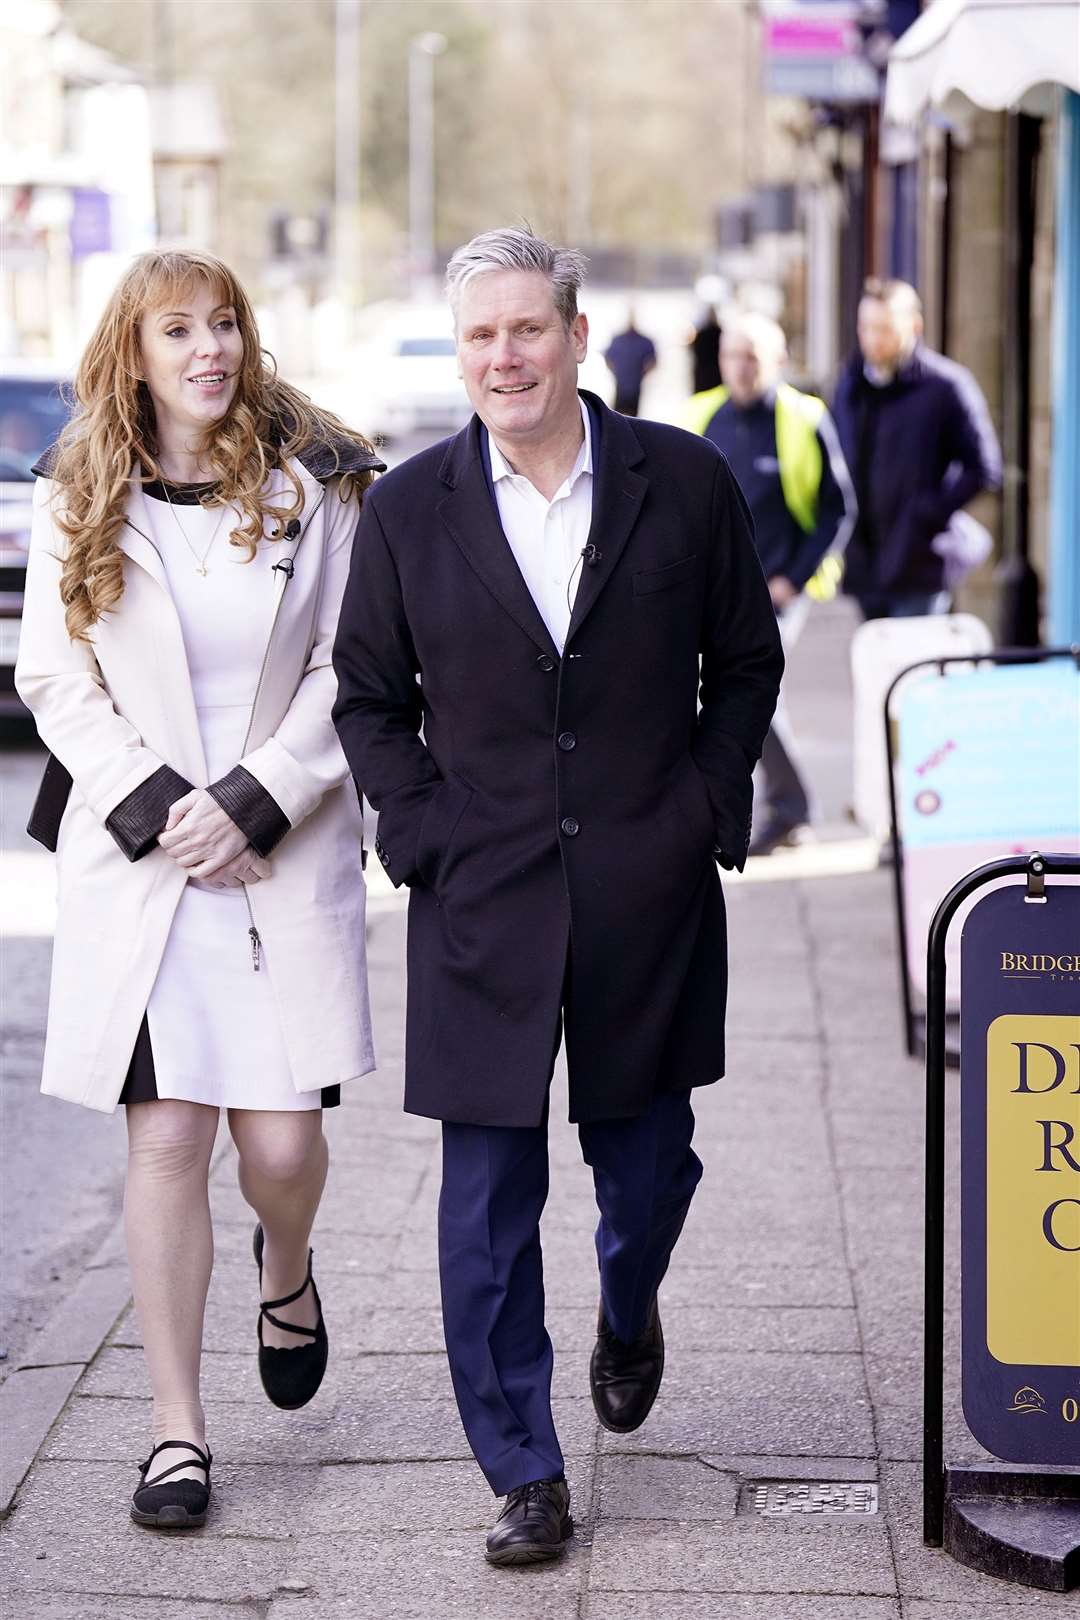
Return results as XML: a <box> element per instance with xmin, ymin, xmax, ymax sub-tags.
<box><xmin>408</xmin><ymin>30</ymin><xmax>447</xmax><ymax>298</ymax></box>
<box><xmin>335</xmin><ymin>0</ymin><xmax>362</xmax><ymax>323</ymax></box>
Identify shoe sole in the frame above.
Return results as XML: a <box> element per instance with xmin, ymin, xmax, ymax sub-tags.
<box><xmin>485</xmin><ymin>1516</ymin><xmax>574</xmax><ymax>1565</ymax></box>
<box><xmin>130</xmin><ymin>1505</ymin><xmax>207</xmax><ymax>1529</ymax></box>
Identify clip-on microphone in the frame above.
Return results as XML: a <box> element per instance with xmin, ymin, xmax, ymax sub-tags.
<box><xmin>272</xmin><ymin>518</ymin><xmax>302</xmax><ymax>579</ymax></box>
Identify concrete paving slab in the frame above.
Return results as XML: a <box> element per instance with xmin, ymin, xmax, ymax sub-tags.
<box><xmin>664</xmin><ymin>1264</ymin><xmax>855</xmax><ymax>1310</ymax></box>
<box><xmin>306</xmin><ymin>1130</ymin><xmax>437</xmax><ymax>1170</ymax></box>
<box><xmin>584</xmin><ymin>1598</ymin><xmax>902</xmax><ymax>1620</ymax></box>
<box><xmin>111</xmin><ymin>1265</ymin><xmax>399</xmax><ymax>1356</ymax></box>
<box><xmin>830</xmin><ymin>1107</ymin><xmax>923</xmax><ymax>1170</ymax></box>
<box><xmin>14</xmin><ymin>1261</ymin><xmax>132</xmax><ymax>1372</ymax></box>
<box><xmin>279</xmin><ymin>1528</ymin><xmax>587</xmax><ymax>1618</ymax></box>
<box><xmin>865</xmin><ymin>1356</ymin><xmax>991</xmax><ymax>1466</ymax></box>
<box><xmin>81</xmin><ymin>1346</ymin><xmax>453</xmax><ymax>1405</ymax></box>
<box><xmin>1</xmin><ymin>1601</ymin><xmax>264</xmax><ymax>1620</ymax></box>
<box><xmin>586</xmin><ymin>1516</ymin><xmax>897</xmax><ymax>1597</ymax></box>
<box><xmin>7</xmin><ymin>1455</ymin><xmax>594</xmax><ymax>1539</ymax></box>
<box><xmin>211</xmin><ymin>1221</ymin><xmax>401</xmax><ymax>1277</ymax></box>
<box><xmin>596</xmin><ymin>1454</ymin><xmax>739</xmax><ymax>1520</ymax></box>
<box><xmin>820</xmin><ymin>1040</ymin><xmax>925</xmax><ymax>1113</ymax></box>
<box><xmin>699</xmin><ymin>1453</ymin><xmax>878</xmax><ymax>1479</ymax></box>
<box><xmin>0</xmin><ymin>1515</ymin><xmax>285</xmax><ymax>1602</ymax></box>
<box><xmin>209</xmin><ymin>1170</ymin><xmax>427</xmax><ymax>1235</ymax></box>
<box><xmin>41</xmin><ymin>1392</ymin><xmax>601</xmax><ymax>1465</ymax></box>
<box><xmin>0</xmin><ymin>1364</ymin><xmax>82</xmax><ymax>1518</ymax></box>
<box><xmin>598</xmin><ymin>1351</ymin><xmax>876</xmax><ymax>1458</ymax></box>
<box><xmin>902</xmin><ymin>1602</ymin><xmax>1080</xmax><ymax>1619</ymax></box>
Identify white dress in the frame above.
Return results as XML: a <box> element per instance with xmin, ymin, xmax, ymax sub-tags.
<box><xmin>141</xmin><ymin>487</ymin><xmax>321</xmax><ymax>1111</ymax></box>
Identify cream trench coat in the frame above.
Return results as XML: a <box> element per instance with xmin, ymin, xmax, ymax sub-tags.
<box><xmin>15</xmin><ymin>458</ymin><xmax>376</xmax><ymax>1112</ymax></box>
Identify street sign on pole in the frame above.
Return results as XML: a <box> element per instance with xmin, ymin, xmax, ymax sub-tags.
<box><xmin>923</xmin><ymin>853</ymin><xmax>1080</xmax><ymax>1591</ymax></box>
<box><xmin>960</xmin><ymin>883</ymin><xmax>1080</xmax><ymax>1466</ymax></box>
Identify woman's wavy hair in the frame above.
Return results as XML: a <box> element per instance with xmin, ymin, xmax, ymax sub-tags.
<box><xmin>51</xmin><ymin>249</ymin><xmax>377</xmax><ymax>642</ymax></box>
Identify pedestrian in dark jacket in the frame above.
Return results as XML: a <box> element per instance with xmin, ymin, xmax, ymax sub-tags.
<box><xmin>832</xmin><ymin>279</ymin><xmax>1001</xmax><ymax>618</ymax></box>
<box><xmin>603</xmin><ymin>308</ymin><xmax>656</xmax><ymax>416</ymax></box>
<box><xmin>332</xmin><ymin>227</ymin><xmax>782</xmax><ymax>1567</ymax></box>
<box><xmin>689</xmin><ymin>305</ymin><xmax>723</xmax><ymax>393</ymax></box>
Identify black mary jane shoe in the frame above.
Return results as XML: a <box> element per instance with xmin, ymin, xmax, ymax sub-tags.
<box><xmin>131</xmin><ymin>1439</ymin><xmax>212</xmax><ymax>1529</ymax></box>
<box><xmin>252</xmin><ymin>1223</ymin><xmax>328</xmax><ymax>1410</ymax></box>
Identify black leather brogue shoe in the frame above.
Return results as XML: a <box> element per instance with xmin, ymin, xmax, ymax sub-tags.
<box><xmin>485</xmin><ymin>1477</ymin><xmax>573</xmax><ymax>1566</ymax></box>
<box><xmin>590</xmin><ymin>1296</ymin><xmax>665</xmax><ymax>1433</ymax></box>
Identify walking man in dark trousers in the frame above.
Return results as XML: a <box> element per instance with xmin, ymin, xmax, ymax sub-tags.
<box><xmin>833</xmin><ymin>278</ymin><xmax>1001</xmax><ymax>619</ymax></box>
<box><xmin>332</xmin><ymin>228</ymin><xmax>782</xmax><ymax>1566</ymax></box>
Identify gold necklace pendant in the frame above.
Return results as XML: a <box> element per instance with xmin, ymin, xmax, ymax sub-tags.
<box><xmin>161</xmin><ymin>480</ymin><xmax>227</xmax><ymax>575</ymax></box>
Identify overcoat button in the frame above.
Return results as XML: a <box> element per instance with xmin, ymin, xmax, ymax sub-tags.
<box><xmin>557</xmin><ymin>731</ymin><xmax>577</xmax><ymax>751</ymax></box>
<box><xmin>536</xmin><ymin>654</ymin><xmax>556</xmax><ymax>672</ymax></box>
<box><xmin>560</xmin><ymin>816</ymin><xmax>580</xmax><ymax>836</ymax></box>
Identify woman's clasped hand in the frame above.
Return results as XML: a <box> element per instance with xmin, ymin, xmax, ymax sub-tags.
<box><xmin>159</xmin><ymin>788</ymin><xmax>263</xmax><ymax>887</ymax></box>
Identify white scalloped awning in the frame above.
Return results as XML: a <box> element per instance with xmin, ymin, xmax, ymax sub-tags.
<box><xmin>885</xmin><ymin>0</ymin><xmax>1080</xmax><ymax>126</ymax></box>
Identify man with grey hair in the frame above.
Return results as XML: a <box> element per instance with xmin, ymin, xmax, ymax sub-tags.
<box><xmin>333</xmin><ymin>227</ymin><xmax>782</xmax><ymax>1565</ymax></box>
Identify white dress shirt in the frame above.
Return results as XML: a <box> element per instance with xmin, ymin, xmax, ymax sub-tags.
<box><xmin>489</xmin><ymin>398</ymin><xmax>593</xmax><ymax>652</ymax></box>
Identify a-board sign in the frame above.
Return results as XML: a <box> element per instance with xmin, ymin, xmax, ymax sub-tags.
<box><xmin>960</xmin><ymin>882</ymin><xmax>1080</xmax><ymax>1464</ymax></box>
<box><xmin>850</xmin><ymin>613</ymin><xmax>991</xmax><ymax>844</ymax></box>
<box><xmin>899</xmin><ymin>659</ymin><xmax>1080</xmax><ymax>998</ymax></box>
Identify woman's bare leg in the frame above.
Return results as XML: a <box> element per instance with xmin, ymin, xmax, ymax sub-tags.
<box><xmin>124</xmin><ymin>1100</ymin><xmax>219</xmax><ymax>1482</ymax></box>
<box><xmin>228</xmin><ymin>1109</ymin><xmax>328</xmax><ymax>1347</ymax></box>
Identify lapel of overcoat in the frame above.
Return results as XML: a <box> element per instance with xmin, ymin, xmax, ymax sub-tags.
<box><xmin>435</xmin><ymin>418</ymin><xmax>560</xmax><ymax>658</ymax></box>
<box><xmin>434</xmin><ymin>394</ymin><xmax>648</xmax><ymax>656</ymax></box>
<box><xmin>565</xmin><ymin>392</ymin><xmax>648</xmax><ymax>647</ymax></box>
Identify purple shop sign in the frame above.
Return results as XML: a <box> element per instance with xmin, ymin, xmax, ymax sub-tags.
<box><xmin>764</xmin><ymin>16</ymin><xmax>857</xmax><ymax>55</ymax></box>
<box><xmin>960</xmin><ymin>882</ymin><xmax>1080</xmax><ymax>1465</ymax></box>
<box><xmin>70</xmin><ymin>189</ymin><xmax>112</xmax><ymax>258</ymax></box>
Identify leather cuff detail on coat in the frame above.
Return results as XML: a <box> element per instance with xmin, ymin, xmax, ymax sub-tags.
<box><xmin>207</xmin><ymin>766</ymin><xmax>291</xmax><ymax>857</ymax></box>
<box><xmin>105</xmin><ymin>766</ymin><xmax>195</xmax><ymax>861</ymax></box>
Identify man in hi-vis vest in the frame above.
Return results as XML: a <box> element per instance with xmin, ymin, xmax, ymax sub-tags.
<box><xmin>684</xmin><ymin>312</ymin><xmax>856</xmax><ymax>857</ymax></box>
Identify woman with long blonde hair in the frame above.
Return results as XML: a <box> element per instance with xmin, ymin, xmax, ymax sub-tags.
<box><xmin>16</xmin><ymin>250</ymin><xmax>383</xmax><ymax>1528</ymax></box>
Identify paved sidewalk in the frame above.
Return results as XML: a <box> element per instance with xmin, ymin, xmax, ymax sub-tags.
<box><xmin>3</xmin><ymin>606</ymin><xmax>1075</xmax><ymax>1618</ymax></box>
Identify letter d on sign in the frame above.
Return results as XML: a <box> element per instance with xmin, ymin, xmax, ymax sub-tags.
<box><xmin>1011</xmin><ymin>1042</ymin><xmax>1069</xmax><ymax>1093</ymax></box>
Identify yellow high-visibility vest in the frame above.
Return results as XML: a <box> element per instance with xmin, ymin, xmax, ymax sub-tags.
<box><xmin>682</xmin><ymin>382</ymin><xmax>843</xmax><ymax>601</ymax></box>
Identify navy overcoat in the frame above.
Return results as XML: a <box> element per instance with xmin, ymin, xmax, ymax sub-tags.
<box><xmin>332</xmin><ymin>391</ymin><xmax>783</xmax><ymax>1127</ymax></box>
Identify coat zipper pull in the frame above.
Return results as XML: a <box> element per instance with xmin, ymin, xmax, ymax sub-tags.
<box><xmin>248</xmin><ymin>925</ymin><xmax>262</xmax><ymax>972</ymax></box>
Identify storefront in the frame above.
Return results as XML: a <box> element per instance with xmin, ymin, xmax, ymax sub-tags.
<box><xmin>885</xmin><ymin>0</ymin><xmax>1080</xmax><ymax>645</ymax></box>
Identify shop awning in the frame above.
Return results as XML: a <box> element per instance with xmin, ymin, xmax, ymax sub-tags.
<box><xmin>884</xmin><ymin>0</ymin><xmax>1080</xmax><ymax>125</ymax></box>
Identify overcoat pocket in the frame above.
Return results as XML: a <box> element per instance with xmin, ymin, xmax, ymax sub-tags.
<box><xmin>415</xmin><ymin>775</ymin><xmax>474</xmax><ymax>889</ymax></box>
<box><xmin>632</xmin><ymin>554</ymin><xmax>699</xmax><ymax>596</ymax></box>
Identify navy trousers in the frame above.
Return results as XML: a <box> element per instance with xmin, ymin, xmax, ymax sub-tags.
<box><xmin>438</xmin><ymin>1088</ymin><xmax>703</xmax><ymax>1495</ymax></box>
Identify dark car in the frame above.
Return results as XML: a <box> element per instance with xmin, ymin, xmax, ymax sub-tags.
<box><xmin>0</xmin><ymin>371</ymin><xmax>71</xmax><ymax>725</ymax></box>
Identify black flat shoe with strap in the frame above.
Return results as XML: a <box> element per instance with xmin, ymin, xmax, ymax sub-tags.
<box><xmin>253</xmin><ymin>1223</ymin><xmax>329</xmax><ymax>1410</ymax></box>
<box><xmin>131</xmin><ymin>1439</ymin><xmax>212</xmax><ymax>1529</ymax></box>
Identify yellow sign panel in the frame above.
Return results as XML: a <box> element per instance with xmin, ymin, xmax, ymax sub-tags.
<box><xmin>986</xmin><ymin>1015</ymin><xmax>1080</xmax><ymax>1366</ymax></box>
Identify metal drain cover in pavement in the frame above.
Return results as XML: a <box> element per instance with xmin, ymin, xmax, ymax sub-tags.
<box><xmin>742</xmin><ymin>1480</ymin><xmax>880</xmax><ymax>1518</ymax></box>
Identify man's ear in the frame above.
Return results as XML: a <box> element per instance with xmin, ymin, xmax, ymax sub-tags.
<box><xmin>574</xmin><ymin>311</ymin><xmax>589</xmax><ymax>362</ymax></box>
